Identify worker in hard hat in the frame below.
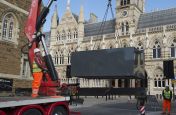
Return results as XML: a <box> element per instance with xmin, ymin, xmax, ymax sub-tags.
<box><xmin>32</xmin><ymin>48</ymin><xmax>47</xmax><ymax>98</ymax></box>
<box><xmin>162</xmin><ymin>85</ymin><xmax>172</xmax><ymax>115</ymax></box>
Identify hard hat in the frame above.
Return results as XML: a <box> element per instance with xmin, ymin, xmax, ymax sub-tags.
<box><xmin>34</xmin><ymin>48</ymin><xmax>40</xmax><ymax>53</ymax></box>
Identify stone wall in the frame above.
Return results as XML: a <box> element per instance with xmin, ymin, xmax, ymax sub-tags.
<box><xmin>0</xmin><ymin>0</ymin><xmax>30</xmax><ymax>75</ymax></box>
<box><xmin>4</xmin><ymin>0</ymin><xmax>31</xmax><ymax>11</ymax></box>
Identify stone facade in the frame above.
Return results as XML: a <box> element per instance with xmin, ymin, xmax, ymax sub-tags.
<box><xmin>49</xmin><ymin>0</ymin><xmax>176</xmax><ymax>98</ymax></box>
<box><xmin>0</xmin><ymin>0</ymin><xmax>32</xmax><ymax>94</ymax></box>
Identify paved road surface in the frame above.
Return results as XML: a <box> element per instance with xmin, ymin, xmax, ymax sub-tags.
<box><xmin>70</xmin><ymin>96</ymin><xmax>176</xmax><ymax>115</ymax></box>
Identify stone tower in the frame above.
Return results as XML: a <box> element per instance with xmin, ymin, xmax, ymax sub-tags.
<box><xmin>116</xmin><ymin>0</ymin><xmax>145</xmax><ymax>35</ymax></box>
<box><xmin>50</xmin><ymin>5</ymin><xmax>58</xmax><ymax>47</ymax></box>
<box><xmin>78</xmin><ymin>5</ymin><xmax>84</xmax><ymax>41</ymax></box>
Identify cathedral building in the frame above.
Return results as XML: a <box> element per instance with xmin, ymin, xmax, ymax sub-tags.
<box><xmin>49</xmin><ymin>0</ymin><xmax>176</xmax><ymax>98</ymax></box>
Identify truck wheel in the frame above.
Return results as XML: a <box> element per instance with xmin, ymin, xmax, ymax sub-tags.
<box><xmin>22</xmin><ymin>109</ymin><xmax>42</xmax><ymax>115</ymax></box>
<box><xmin>0</xmin><ymin>110</ymin><xmax>6</xmax><ymax>115</ymax></box>
<box><xmin>51</xmin><ymin>106</ymin><xmax>68</xmax><ymax>115</ymax></box>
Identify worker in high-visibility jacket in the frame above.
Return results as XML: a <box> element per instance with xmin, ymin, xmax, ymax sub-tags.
<box><xmin>32</xmin><ymin>48</ymin><xmax>47</xmax><ymax>98</ymax></box>
<box><xmin>162</xmin><ymin>86</ymin><xmax>172</xmax><ymax>115</ymax></box>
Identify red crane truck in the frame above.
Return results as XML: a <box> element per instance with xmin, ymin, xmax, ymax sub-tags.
<box><xmin>0</xmin><ymin>0</ymin><xmax>80</xmax><ymax>115</ymax></box>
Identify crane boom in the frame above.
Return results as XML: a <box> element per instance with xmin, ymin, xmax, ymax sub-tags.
<box><xmin>24</xmin><ymin>0</ymin><xmax>59</xmax><ymax>96</ymax></box>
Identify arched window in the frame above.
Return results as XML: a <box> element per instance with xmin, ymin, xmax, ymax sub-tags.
<box><xmin>154</xmin><ymin>69</ymin><xmax>165</xmax><ymax>88</ymax></box>
<box><xmin>170</xmin><ymin>39</ymin><xmax>176</xmax><ymax>58</ymax></box>
<box><xmin>154</xmin><ymin>78</ymin><xmax>157</xmax><ymax>87</ymax></box>
<box><xmin>67</xmin><ymin>30</ymin><xmax>72</xmax><ymax>39</ymax></box>
<box><xmin>153</xmin><ymin>41</ymin><xmax>161</xmax><ymax>58</ymax></box>
<box><xmin>127</xmin><ymin>0</ymin><xmax>130</xmax><ymax>4</ymax></box>
<box><xmin>120</xmin><ymin>0</ymin><xmax>123</xmax><ymax>6</ymax></box>
<box><xmin>158</xmin><ymin>78</ymin><xmax>161</xmax><ymax>87</ymax></box>
<box><xmin>54</xmin><ymin>52</ymin><xmax>59</xmax><ymax>65</ymax></box>
<box><xmin>2</xmin><ymin>19</ymin><xmax>7</xmax><ymax>38</ymax></box>
<box><xmin>62</xmin><ymin>30</ymin><xmax>66</xmax><ymax>40</ymax></box>
<box><xmin>162</xmin><ymin>78</ymin><xmax>165</xmax><ymax>87</ymax></box>
<box><xmin>8</xmin><ymin>21</ymin><xmax>13</xmax><ymax>39</ymax></box>
<box><xmin>121</xmin><ymin>22</ymin><xmax>124</xmax><ymax>35</ymax></box>
<box><xmin>57</xmin><ymin>32</ymin><xmax>61</xmax><ymax>41</ymax></box>
<box><xmin>126</xmin><ymin>22</ymin><xmax>129</xmax><ymax>34</ymax></box>
<box><xmin>120</xmin><ymin>0</ymin><xmax>130</xmax><ymax>6</ymax></box>
<box><xmin>124</xmin><ymin>0</ymin><xmax>127</xmax><ymax>6</ymax></box>
<box><xmin>59</xmin><ymin>52</ymin><xmax>64</xmax><ymax>64</ymax></box>
<box><xmin>2</xmin><ymin>13</ymin><xmax>15</xmax><ymax>40</ymax></box>
<box><xmin>67</xmin><ymin>51</ymin><xmax>71</xmax><ymax>64</ymax></box>
<box><xmin>73</xmin><ymin>29</ymin><xmax>78</xmax><ymax>39</ymax></box>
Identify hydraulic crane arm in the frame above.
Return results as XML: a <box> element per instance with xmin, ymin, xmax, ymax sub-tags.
<box><xmin>25</xmin><ymin>0</ymin><xmax>58</xmax><ymax>81</ymax></box>
<box><xmin>24</xmin><ymin>0</ymin><xmax>59</xmax><ymax>92</ymax></box>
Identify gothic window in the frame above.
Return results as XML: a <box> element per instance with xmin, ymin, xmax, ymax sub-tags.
<box><xmin>124</xmin><ymin>0</ymin><xmax>127</xmax><ymax>5</ymax></box>
<box><xmin>120</xmin><ymin>0</ymin><xmax>130</xmax><ymax>6</ymax></box>
<box><xmin>67</xmin><ymin>30</ymin><xmax>72</xmax><ymax>39</ymax></box>
<box><xmin>2</xmin><ymin>19</ymin><xmax>7</xmax><ymax>38</ymax></box>
<box><xmin>170</xmin><ymin>39</ymin><xmax>176</xmax><ymax>58</ymax></box>
<box><xmin>21</xmin><ymin>58</ymin><xmax>30</xmax><ymax>78</ymax></box>
<box><xmin>162</xmin><ymin>79</ymin><xmax>165</xmax><ymax>87</ymax></box>
<box><xmin>62</xmin><ymin>30</ymin><xmax>66</xmax><ymax>40</ymax></box>
<box><xmin>121</xmin><ymin>22</ymin><xmax>124</xmax><ymax>35</ymax></box>
<box><xmin>2</xmin><ymin>13</ymin><xmax>15</xmax><ymax>40</ymax></box>
<box><xmin>153</xmin><ymin>41</ymin><xmax>161</xmax><ymax>59</ymax></box>
<box><xmin>121</xmin><ymin>22</ymin><xmax>129</xmax><ymax>35</ymax></box>
<box><xmin>158</xmin><ymin>78</ymin><xmax>161</xmax><ymax>87</ymax></box>
<box><xmin>73</xmin><ymin>29</ymin><xmax>78</xmax><ymax>39</ymax></box>
<box><xmin>54</xmin><ymin>52</ymin><xmax>59</xmax><ymax>65</ymax></box>
<box><xmin>154</xmin><ymin>69</ymin><xmax>165</xmax><ymax>88</ymax></box>
<box><xmin>67</xmin><ymin>51</ymin><xmax>71</xmax><ymax>64</ymax></box>
<box><xmin>59</xmin><ymin>52</ymin><xmax>64</xmax><ymax>64</ymax></box>
<box><xmin>57</xmin><ymin>32</ymin><xmax>61</xmax><ymax>41</ymax></box>
<box><xmin>127</xmin><ymin>0</ymin><xmax>130</xmax><ymax>4</ymax></box>
<box><xmin>120</xmin><ymin>0</ymin><xmax>123</xmax><ymax>6</ymax></box>
<box><xmin>154</xmin><ymin>78</ymin><xmax>157</xmax><ymax>87</ymax></box>
<box><xmin>126</xmin><ymin>22</ymin><xmax>129</xmax><ymax>34</ymax></box>
<box><xmin>9</xmin><ymin>21</ymin><xmax>13</xmax><ymax>39</ymax></box>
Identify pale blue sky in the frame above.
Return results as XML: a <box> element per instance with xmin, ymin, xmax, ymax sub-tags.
<box><xmin>42</xmin><ymin>0</ymin><xmax>176</xmax><ymax>32</ymax></box>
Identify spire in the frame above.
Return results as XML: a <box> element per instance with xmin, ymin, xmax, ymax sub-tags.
<box><xmin>67</xmin><ymin>0</ymin><xmax>70</xmax><ymax>10</ymax></box>
<box><xmin>51</xmin><ymin>5</ymin><xmax>58</xmax><ymax>28</ymax></box>
<box><xmin>79</xmin><ymin>5</ymin><xmax>84</xmax><ymax>23</ymax></box>
<box><xmin>78</xmin><ymin>5</ymin><xmax>84</xmax><ymax>39</ymax></box>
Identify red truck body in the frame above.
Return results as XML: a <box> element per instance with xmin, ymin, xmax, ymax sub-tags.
<box><xmin>0</xmin><ymin>96</ymin><xmax>71</xmax><ymax>115</ymax></box>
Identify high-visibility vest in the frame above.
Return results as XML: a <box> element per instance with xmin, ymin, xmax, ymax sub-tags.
<box><xmin>32</xmin><ymin>62</ymin><xmax>42</xmax><ymax>73</ymax></box>
<box><xmin>164</xmin><ymin>90</ymin><xmax>171</xmax><ymax>99</ymax></box>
